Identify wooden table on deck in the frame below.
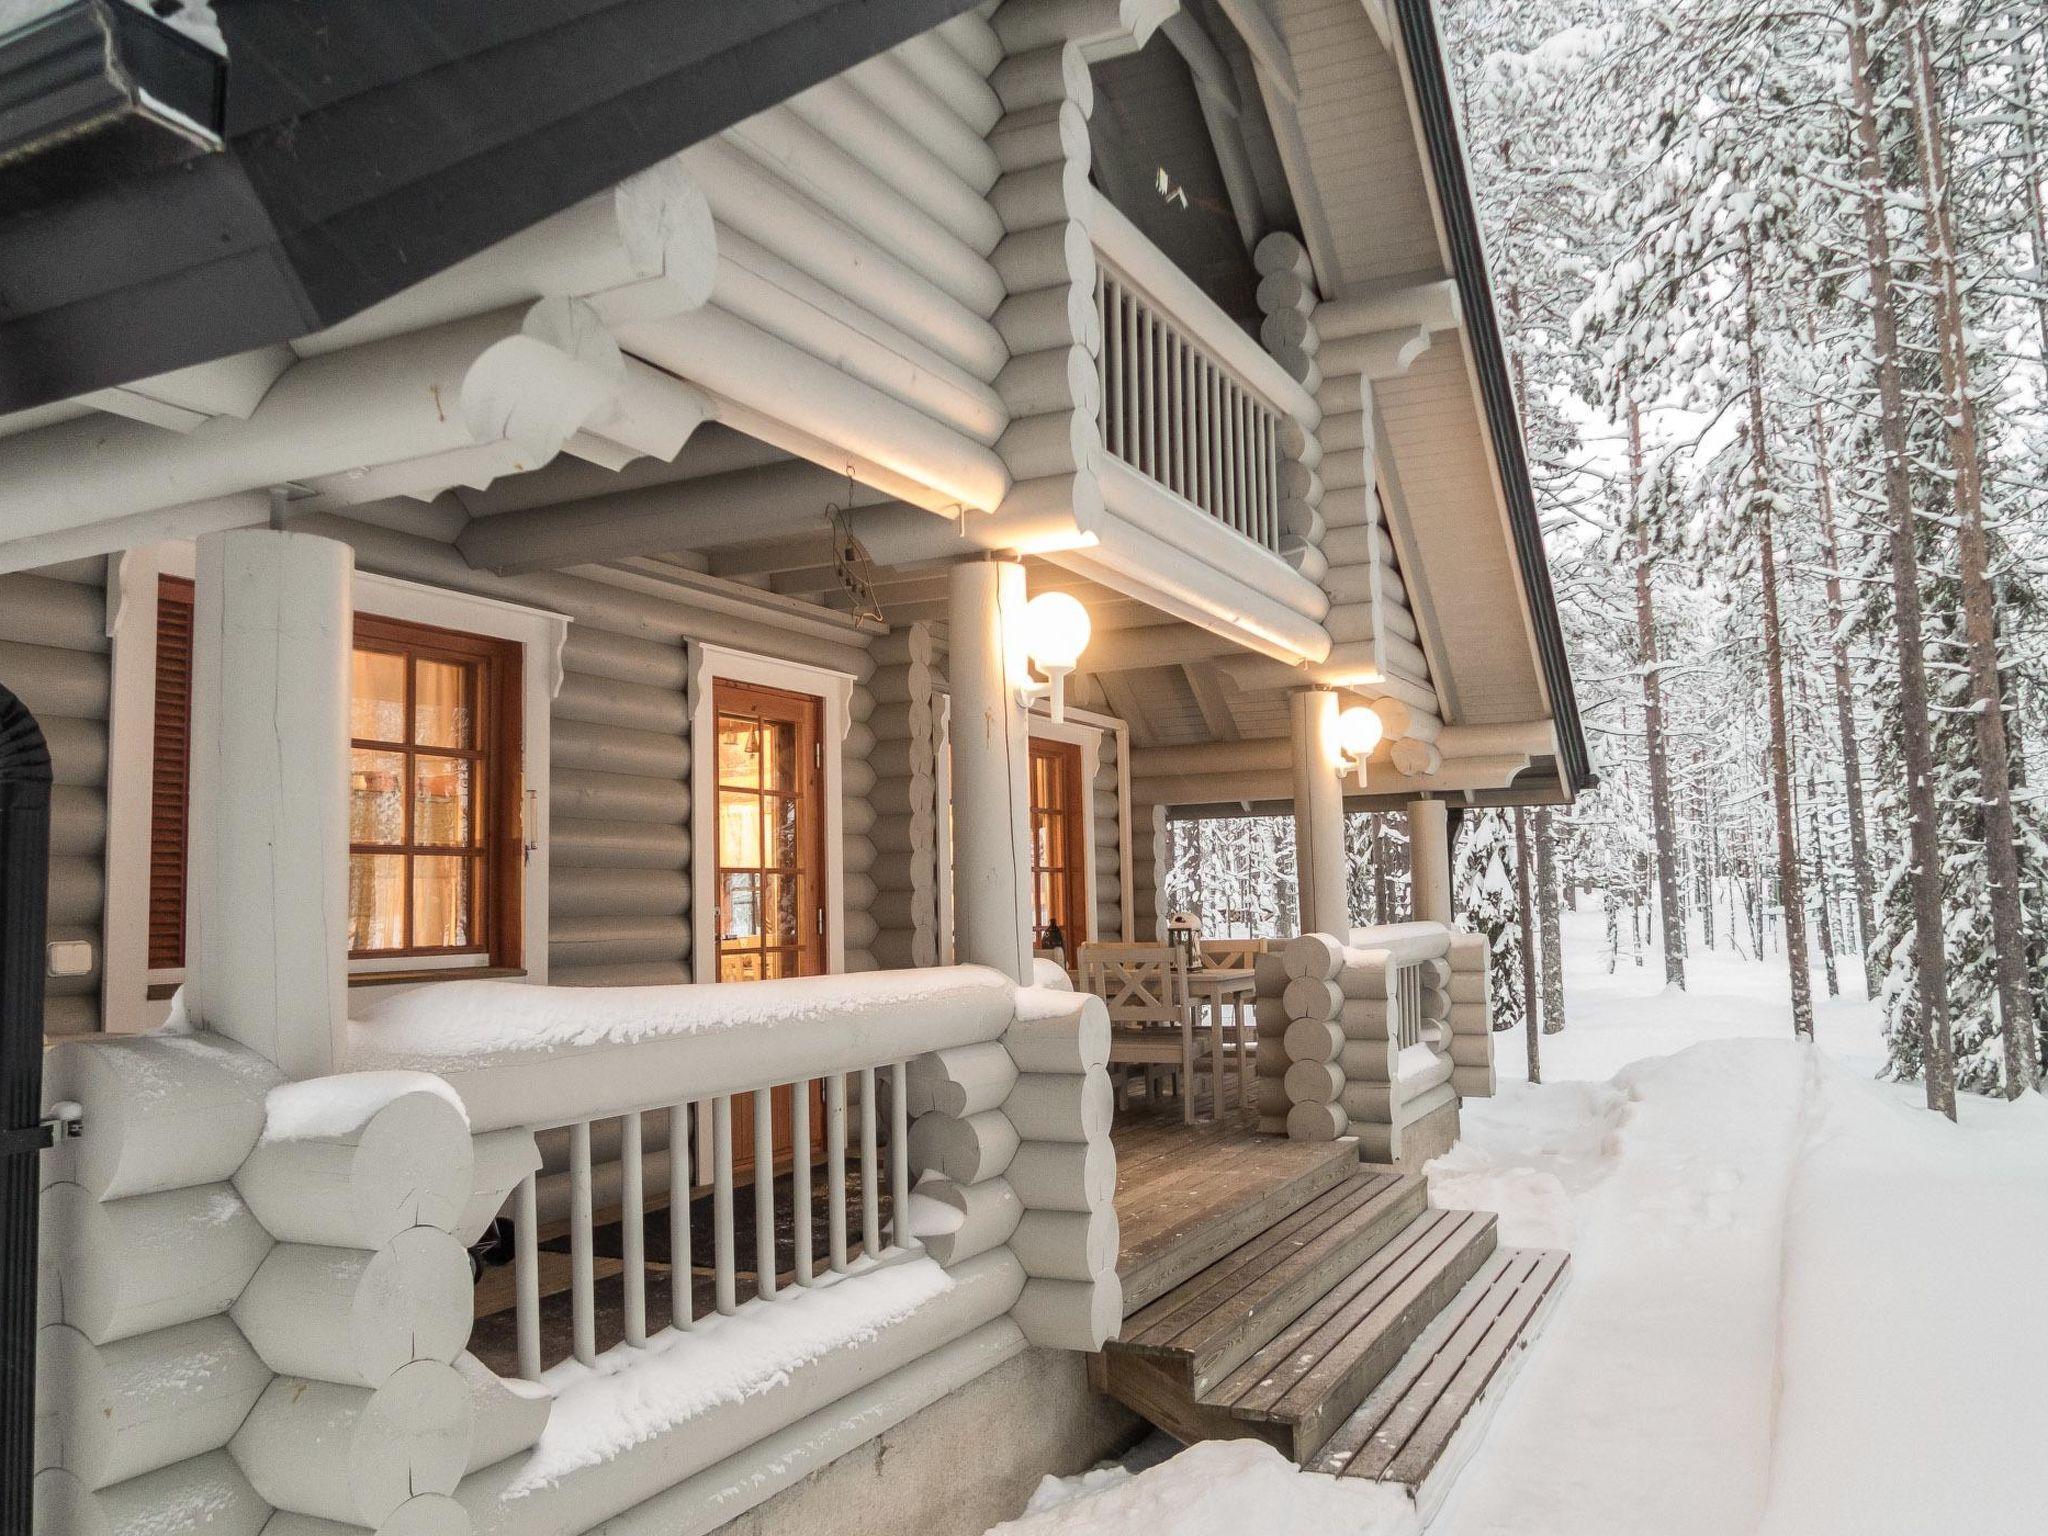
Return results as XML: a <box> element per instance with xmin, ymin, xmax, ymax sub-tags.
<box><xmin>1187</xmin><ymin>967</ymin><xmax>1256</xmax><ymax>1123</ymax></box>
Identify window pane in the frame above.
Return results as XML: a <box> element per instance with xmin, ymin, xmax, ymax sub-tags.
<box><xmin>415</xmin><ymin>659</ymin><xmax>473</xmax><ymax>748</ymax></box>
<box><xmin>349</xmin><ymin>750</ymin><xmax>406</xmax><ymax>845</ymax></box>
<box><xmin>351</xmin><ymin>650</ymin><xmax>406</xmax><ymax>741</ymax></box>
<box><xmin>717</xmin><ymin>716</ymin><xmax>761</xmax><ymax>788</ymax></box>
<box><xmin>348</xmin><ymin>853</ymin><xmax>406</xmax><ymax>951</ymax></box>
<box><xmin>413</xmin><ymin>755</ymin><xmax>472</xmax><ymax>847</ymax></box>
<box><xmin>720</xmin><ymin>951</ymin><xmax>762</xmax><ymax>982</ymax></box>
<box><xmin>719</xmin><ymin>791</ymin><xmax>762</xmax><ymax>868</ymax></box>
<box><xmin>762</xmin><ymin>948</ymin><xmax>799</xmax><ymax>979</ymax></box>
<box><xmin>762</xmin><ymin>720</ymin><xmax>798</xmax><ymax>792</ymax></box>
<box><xmin>764</xmin><ymin>874</ymin><xmax>799</xmax><ymax>944</ymax></box>
<box><xmin>772</xmin><ymin>796</ymin><xmax>799</xmax><ymax>869</ymax></box>
<box><xmin>412</xmin><ymin>857</ymin><xmax>472</xmax><ymax>948</ymax></box>
<box><xmin>720</xmin><ymin>872</ymin><xmax>761</xmax><ymax>941</ymax></box>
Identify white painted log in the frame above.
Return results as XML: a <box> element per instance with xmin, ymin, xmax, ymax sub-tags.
<box><xmin>1409</xmin><ymin>800</ymin><xmax>1452</xmax><ymax>925</ymax></box>
<box><xmin>1286</xmin><ymin>1101</ymin><xmax>1348</xmax><ymax>1142</ymax></box>
<box><xmin>1447</xmin><ymin>1001</ymin><xmax>1489</xmax><ymax>1035</ymax></box>
<box><xmin>1256</xmin><ymin>1080</ymin><xmax>1293</xmax><ymax>1119</ymax></box>
<box><xmin>1003</xmin><ymin>1139</ymin><xmax>1115</xmax><ymax>1213</ymax></box>
<box><xmin>1450</xmin><ymin>970</ymin><xmax>1486</xmax><ymax>1004</ymax></box>
<box><xmin>894</xmin><ymin>30</ymin><xmax>1003</xmax><ymax>132</ymax></box>
<box><xmin>235</xmin><ymin>1086</ymin><xmax>473</xmax><ymax>1250</ymax></box>
<box><xmin>40</xmin><ymin>1317</ymin><xmax>270</xmax><ymax>1491</ymax></box>
<box><xmin>1284</xmin><ymin>1060</ymin><xmax>1344</xmax><ymax>1107</ymax></box>
<box><xmin>991</xmin><ymin>102</ymin><xmax>1091</xmax><ymax>180</ymax></box>
<box><xmin>850</xmin><ymin>52</ymin><xmax>1004</xmax><ymax>188</ymax></box>
<box><xmin>455</xmin><ymin>1353</ymin><xmax>551</xmax><ymax>1476</ymax></box>
<box><xmin>1283</xmin><ymin>976</ymin><xmax>1343</xmax><ymax>1022</ymax></box>
<box><xmin>1283</xmin><ymin>1018</ymin><xmax>1344</xmax><ymax>1064</ymax></box>
<box><xmin>457</xmin><ymin>1129</ymin><xmax>543</xmax><ymax>1246</ymax></box>
<box><xmin>948</xmin><ymin>560</ymin><xmax>1034</xmax><ymax>979</ymax></box>
<box><xmin>34</xmin><ymin>1453</ymin><xmax>269</xmax><ymax>1536</ymax></box>
<box><xmin>916</xmin><ymin>1176</ymin><xmax>1022</xmax><ymax>1267</ymax></box>
<box><xmin>1447</xmin><ymin>1033</ymin><xmax>1494</xmax><ymax>1069</ymax></box>
<box><xmin>231</xmin><ymin>1362</ymin><xmax>470</xmax><ymax>1527</ymax></box>
<box><xmin>1002</xmin><ymin>993</ymin><xmax>1111</xmax><ymax>1073</ymax></box>
<box><xmin>231</xmin><ymin>1228</ymin><xmax>470</xmax><ymax>1387</ymax></box>
<box><xmin>549</xmin><ymin>769</ymin><xmax>688</xmax><ymax>825</ymax></box>
<box><xmin>40</xmin><ymin>1034</ymin><xmax>279</xmax><ymax>1201</ymax></box>
<box><xmin>39</xmin><ymin>1182</ymin><xmax>272</xmax><ymax>1346</ymax></box>
<box><xmin>906</xmin><ymin>1043</ymin><xmax>1020</xmax><ymax>1118</ymax></box>
<box><xmin>1011</xmin><ymin>1276</ymin><xmax>1120</xmax><ymax>1352</ymax></box>
<box><xmin>262</xmin><ymin>1494</ymin><xmax>470</xmax><ymax>1534</ymax></box>
<box><xmin>790</xmin><ymin>78</ymin><xmax>1002</xmax><ymax>237</ymax></box>
<box><xmin>1002</xmin><ymin>1069</ymin><xmax>1112</xmax><ymax>1144</ymax></box>
<box><xmin>1448</xmin><ymin>931</ymin><xmax>1489</xmax><ymax>971</ymax></box>
<box><xmin>1282</xmin><ymin>932</ymin><xmax>1345</xmax><ymax>981</ymax></box>
<box><xmin>1336</xmin><ymin>1040</ymin><xmax>1404</xmax><ymax>1084</ymax></box>
<box><xmin>908</xmin><ymin>1110</ymin><xmax>1019</xmax><ymax>1186</ymax></box>
<box><xmin>989</xmin><ymin>42</ymin><xmax>1091</xmax><ymax>116</ymax></box>
<box><xmin>549</xmin><ymin>713</ymin><xmax>687</xmax><ymax>776</ymax></box>
<box><xmin>1453</xmin><ymin>1064</ymin><xmax>1497</xmax><ymax>1099</ymax></box>
<box><xmin>1389</xmin><ymin>738</ymin><xmax>1442</xmax><ymax>778</ymax></box>
<box><xmin>1339</xmin><ymin>1058</ymin><xmax>1455</xmax><ymax>1121</ymax></box>
<box><xmin>1011</xmin><ymin>1207</ymin><xmax>1117</xmax><ymax>1282</ymax></box>
<box><xmin>548</xmin><ymin>916</ymin><xmax>690</xmax><ymax>971</ymax></box>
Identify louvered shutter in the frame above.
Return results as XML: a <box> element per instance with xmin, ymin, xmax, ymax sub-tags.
<box><xmin>147</xmin><ymin>576</ymin><xmax>194</xmax><ymax>970</ymax></box>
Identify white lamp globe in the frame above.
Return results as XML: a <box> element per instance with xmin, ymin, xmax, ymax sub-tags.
<box><xmin>1023</xmin><ymin>591</ymin><xmax>1092</xmax><ymax>671</ymax></box>
<box><xmin>1335</xmin><ymin>705</ymin><xmax>1384</xmax><ymax>759</ymax></box>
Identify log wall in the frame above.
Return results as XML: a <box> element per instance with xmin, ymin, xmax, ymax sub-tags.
<box><xmin>0</xmin><ymin>566</ymin><xmax>110</xmax><ymax>1034</ymax></box>
<box><xmin>866</xmin><ymin>623</ymin><xmax>941</xmax><ymax>971</ymax></box>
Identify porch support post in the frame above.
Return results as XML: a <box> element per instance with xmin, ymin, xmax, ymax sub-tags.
<box><xmin>948</xmin><ymin>558</ymin><xmax>1033</xmax><ymax>983</ymax></box>
<box><xmin>1289</xmin><ymin>687</ymin><xmax>1348</xmax><ymax>936</ymax></box>
<box><xmin>187</xmin><ymin>528</ymin><xmax>353</xmax><ymax>1079</ymax></box>
<box><xmin>1409</xmin><ymin>797</ymin><xmax>1453</xmax><ymax>925</ymax></box>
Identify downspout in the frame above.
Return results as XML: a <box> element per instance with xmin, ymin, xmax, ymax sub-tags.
<box><xmin>0</xmin><ymin>681</ymin><xmax>54</xmax><ymax>1532</ymax></box>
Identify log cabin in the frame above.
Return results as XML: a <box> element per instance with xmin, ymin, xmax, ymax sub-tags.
<box><xmin>0</xmin><ymin>2</ymin><xmax>1590</xmax><ymax>1533</ymax></box>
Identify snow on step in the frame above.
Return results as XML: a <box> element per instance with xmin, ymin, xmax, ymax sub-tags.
<box><xmin>1308</xmin><ymin>1248</ymin><xmax>1572</xmax><ymax>1522</ymax></box>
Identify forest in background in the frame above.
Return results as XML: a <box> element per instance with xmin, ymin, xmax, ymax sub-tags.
<box><xmin>1164</xmin><ymin>0</ymin><xmax>2048</xmax><ymax>1114</ymax></box>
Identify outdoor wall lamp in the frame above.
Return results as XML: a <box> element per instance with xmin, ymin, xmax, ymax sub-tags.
<box><xmin>1335</xmin><ymin>704</ymin><xmax>1385</xmax><ymax>783</ymax></box>
<box><xmin>1018</xmin><ymin>590</ymin><xmax>1092</xmax><ymax>724</ymax></box>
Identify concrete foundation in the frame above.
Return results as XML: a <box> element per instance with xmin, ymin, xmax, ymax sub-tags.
<box><xmin>718</xmin><ymin>1348</ymin><xmax>1144</xmax><ymax>1536</ymax></box>
<box><xmin>1379</xmin><ymin>1097</ymin><xmax>1464</xmax><ymax>1176</ymax></box>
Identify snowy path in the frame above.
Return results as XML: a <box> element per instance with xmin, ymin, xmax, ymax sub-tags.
<box><xmin>987</xmin><ymin>915</ymin><xmax>2048</xmax><ymax>1535</ymax></box>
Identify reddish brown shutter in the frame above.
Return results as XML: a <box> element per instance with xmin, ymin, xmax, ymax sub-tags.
<box><xmin>148</xmin><ymin>577</ymin><xmax>195</xmax><ymax>970</ymax></box>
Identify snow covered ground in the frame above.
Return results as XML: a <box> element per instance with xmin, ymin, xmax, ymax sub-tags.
<box><xmin>986</xmin><ymin>911</ymin><xmax>2048</xmax><ymax>1535</ymax></box>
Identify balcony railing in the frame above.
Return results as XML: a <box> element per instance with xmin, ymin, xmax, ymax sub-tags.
<box><xmin>1089</xmin><ymin>197</ymin><xmax>1318</xmax><ymax>561</ymax></box>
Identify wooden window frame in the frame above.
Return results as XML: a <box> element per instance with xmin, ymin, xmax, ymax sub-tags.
<box><xmin>348</xmin><ymin>613</ymin><xmax>525</xmax><ymax>967</ymax></box>
<box><xmin>710</xmin><ymin>679</ymin><xmax>828</xmax><ymax>983</ymax></box>
<box><xmin>1028</xmin><ymin>735</ymin><xmax>1089</xmax><ymax>953</ymax></box>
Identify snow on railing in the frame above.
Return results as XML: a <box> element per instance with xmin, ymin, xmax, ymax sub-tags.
<box><xmin>1267</xmin><ymin>923</ymin><xmax>1493</xmax><ymax>1162</ymax></box>
<box><xmin>35</xmin><ymin>967</ymin><xmax>1122</xmax><ymax>1534</ymax></box>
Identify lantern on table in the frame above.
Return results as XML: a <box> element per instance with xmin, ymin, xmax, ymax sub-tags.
<box><xmin>1166</xmin><ymin>912</ymin><xmax>1203</xmax><ymax>973</ymax></box>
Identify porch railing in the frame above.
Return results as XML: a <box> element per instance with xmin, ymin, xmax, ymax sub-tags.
<box><xmin>1265</xmin><ymin>922</ymin><xmax>1494</xmax><ymax>1162</ymax></box>
<box><xmin>1089</xmin><ymin>198</ymin><xmax>1316</xmax><ymax>559</ymax></box>
<box><xmin>36</xmin><ymin>967</ymin><xmax>1120</xmax><ymax>1536</ymax></box>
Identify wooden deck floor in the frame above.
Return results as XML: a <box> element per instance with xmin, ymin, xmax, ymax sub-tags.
<box><xmin>1111</xmin><ymin>1083</ymin><xmax>1362</xmax><ymax>1314</ymax></box>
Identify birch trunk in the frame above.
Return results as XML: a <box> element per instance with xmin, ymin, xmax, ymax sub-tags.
<box><xmin>1847</xmin><ymin>0</ymin><xmax>1956</xmax><ymax>1116</ymax></box>
<box><xmin>1809</xmin><ymin>368</ymin><xmax>1880</xmax><ymax>997</ymax></box>
<box><xmin>1906</xmin><ymin>11</ymin><xmax>2042</xmax><ymax>1094</ymax></box>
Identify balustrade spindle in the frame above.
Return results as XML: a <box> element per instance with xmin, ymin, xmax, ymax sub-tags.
<box><xmin>713</xmin><ymin>1096</ymin><xmax>737</xmax><ymax>1315</ymax></box>
<box><xmin>827</xmin><ymin>1073</ymin><xmax>849</xmax><ymax>1272</ymax></box>
<box><xmin>514</xmin><ymin>1173</ymin><xmax>541</xmax><ymax>1382</ymax></box>
<box><xmin>859</xmin><ymin>1066</ymin><xmax>881</xmax><ymax>1260</ymax></box>
<box><xmin>754</xmin><ymin>1088</ymin><xmax>776</xmax><ymax>1300</ymax></box>
<box><xmin>670</xmin><ymin>1102</ymin><xmax>692</xmax><ymax>1330</ymax></box>
<box><xmin>793</xmin><ymin>1082</ymin><xmax>814</xmax><ymax>1285</ymax></box>
<box><xmin>890</xmin><ymin>1060</ymin><xmax>911</xmax><ymax>1251</ymax></box>
<box><xmin>622</xmin><ymin>1110</ymin><xmax>647</xmax><ymax>1348</ymax></box>
<box><xmin>569</xmin><ymin>1121</ymin><xmax>596</xmax><ymax>1367</ymax></box>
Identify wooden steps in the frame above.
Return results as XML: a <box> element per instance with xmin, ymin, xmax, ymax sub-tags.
<box><xmin>1097</xmin><ymin>1154</ymin><xmax>1569</xmax><ymax>1518</ymax></box>
<box><xmin>1310</xmin><ymin>1247</ymin><xmax>1572</xmax><ymax>1519</ymax></box>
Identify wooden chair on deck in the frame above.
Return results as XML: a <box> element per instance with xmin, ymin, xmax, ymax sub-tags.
<box><xmin>1078</xmin><ymin>942</ymin><xmax>1203</xmax><ymax>1123</ymax></box>
<box><xmin>1198</xmin><ymin>939</ymin><xmax>1268</xmax><ymax>1109</ymax></box>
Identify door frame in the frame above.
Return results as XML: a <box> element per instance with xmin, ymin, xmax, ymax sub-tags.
<box><xmin>707</xmin><ymin>677</ymin><xmax>827</xmax><ymax>981</ymax></box>
<box><xmin>687</xmin><ymin>643</ymin><xmax>852</xmax><ymax>979</ymax></box>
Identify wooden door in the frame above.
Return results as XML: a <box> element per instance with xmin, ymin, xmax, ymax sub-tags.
<box><xmin>1028</xmin><ymin>737</ymin><xmax>1089</xmax><ymax>964</ymax></box>
<box><xmin>712</xmin><ymin>681</ymin><xmax>828</xmax><ymax>1180</ymax></box>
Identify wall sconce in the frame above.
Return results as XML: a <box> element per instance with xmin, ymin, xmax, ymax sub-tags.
<box><xmin>1335</xmin><ymin>704</ymin><xmax>1384</xmax><ymax>783</ymax></box>
<box><xmin>1018</xmin><ymin>590</ymin><xmax>1091</xmax><ymax>723</ymax></box>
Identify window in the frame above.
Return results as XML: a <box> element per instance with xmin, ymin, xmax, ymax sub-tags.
<box><xmin>1029</xmin><ymin>736</ymin><xmax>1088</xmax><ymax>955</ymax></box>
<box><xmin>143</xmin><ymin>608</ymin><xmax>526</xmax><ymax>975</ymax></box>
<box><xmin>713</xmin><ymin>680</ymin><xmax>825</xmax><ymax>981</ymax></box>
<box><xmin>347</xmin><ymin>616</ymin><xmax>523</xmax><ymax>962</ymax></box>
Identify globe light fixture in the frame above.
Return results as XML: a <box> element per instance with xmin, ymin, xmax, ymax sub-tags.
<box><xmin>1335</xmin><ymin>704</ymin><xmax>1384</xmax><ymax>781</ymax></box>
<box><xmin>1018</xmin><ymin>590</ymin><xmax>1092</xmax><ymax>723</ymax></box>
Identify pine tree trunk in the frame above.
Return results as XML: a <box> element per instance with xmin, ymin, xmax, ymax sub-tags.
<box><xmin>1809</xmin><ymin>372</ymin><xmax>1881</xmax><ymax>997</ymax></box>
<box><xmin>1906</xmin><ymin>12</ymin><xmax>2041</xmax><ymax>1094</ymax></box>
<box><xmin>1628</xmin><ymin>400</ymin><xmax>1688</xmax><ymax>988</ymax></box>
<box><xmin>1808</xmin><ymin>774</ymin><xmax>1841</xmax><ymax>999</ymax></box>
<box><xmin>2010</xmin><ymin>19</ymin><xmax>2048</xmax><ymax>376</ymax></box>
<box><xmin>1847</xmin><ymin>0</ymin><xmax>1956</xmax><ymax>1116</ymax></box>
<box><xmin>1370</xmin><ymin>814</ymin><xmax>1391</xmax><ymax>925</ymax></box>
<box><xmin>1741</xmin><ymin>241</ymin><xmax>1816</xmax><ymax>1040</ymax></box>
<box><xmin>1536</xmin><ymin>807</ymin><xmax>1566</xmax><ymax>1033</ymax></box>
<box><xmin>1514</xmin><ymin>809</ymin><xmax>1541</xmax><ymax>1083</ymax></box>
